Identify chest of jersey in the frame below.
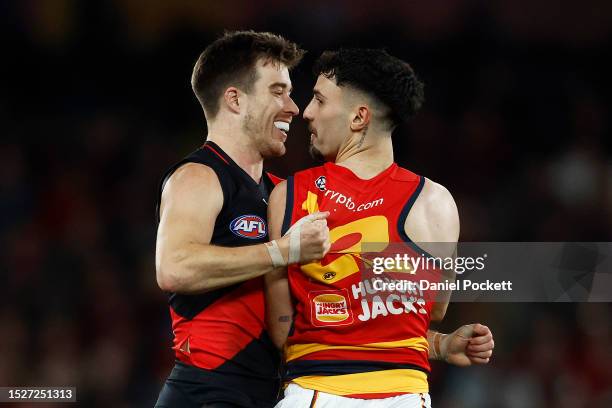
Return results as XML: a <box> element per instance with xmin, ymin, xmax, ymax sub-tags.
<box><xmin>286</xmin><ymin>163</ymin><xmax>432</xmax><ymax>335</ymax></box>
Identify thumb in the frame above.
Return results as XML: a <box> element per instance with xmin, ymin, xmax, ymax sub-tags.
<box><xmin>470</xmin><ymin>323</ymin><xmax>489</xmax><ymax>337</ymax></box>
<box><xmin>284</xmin><ymin>211</ymin><xmax>330</xmax><ymax>235</ymax></box>
<box><xmin>455</xmin><ymin>324</ymin><xmax>475</xmax><ymax>339</ymax></box>
<box><xmin>308</xmin><ymin>211</ymin><xmax>330</xmax><ymax>221</ymax></box>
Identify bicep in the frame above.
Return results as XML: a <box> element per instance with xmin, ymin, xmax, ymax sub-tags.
<box><xmin>404</xmin><ymin>179</ymin><xmax>459</xmax><ymax>321</ymax></box>
<box><xmin>157</xmin><ymin>163</ymin><xmax>223</xmax><ymax>258</ymax></box>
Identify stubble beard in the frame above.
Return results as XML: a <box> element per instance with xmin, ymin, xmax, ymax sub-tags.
<box><xmin>242</xmin><ymin>107</ymin><xmax>283</xmax><ymax>158</ymax></box>
<box><xmin>309</xmin><ymin>142</ymin><xmax>325</xmax><ymax>163</ymax></box>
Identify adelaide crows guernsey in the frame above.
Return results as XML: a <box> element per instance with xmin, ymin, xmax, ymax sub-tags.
<box><xmin>156</xmin><ymin>141</ymin><xmax>282</xmax><ymax>405</ymax></box>
<box><xmin>281</xmin><ymin>161</ymin><xmax>432</xmax><ymax>399</ymax></box>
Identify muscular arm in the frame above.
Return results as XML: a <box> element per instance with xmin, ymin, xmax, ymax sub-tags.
<box><xmin>408</xmin><ymin>180</ymin><xmax>494</xmax><ymax>365</ymax></box>
<box><xmin>264</xmin><ymin>181</ymin><xmax>294</xmax><ymax>349</ymax></box>
<box><xmin>155</xmin><ymin>163</ymin><xmax>287</xmax><ymax>294</ymax></box>
<box><xmin>405</xmin><ymin>178</ymin><xmax>460</xmax><ymax>322</ymax></box>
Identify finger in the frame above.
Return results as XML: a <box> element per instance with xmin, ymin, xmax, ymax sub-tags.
<box><xmin>468</xmin><ymin>356</ymin><xmax>490</xmax><ymax>365</ymax></box>
<box><xmin>466</xmin><ymin>350</ymin><xmax>493</xmax><ymax>359</ymax></box>
<box><xmin>311</xmin><ymin>220</ymin><xmax>327</xmax><ymax>229</ymax></box>
<box><xmin>468</xmin><ymin>333</ymin><xmax>492</xmax><ymax>346</ymax></box>
<box><xmin>467</xmin><ymin>340</ymin><xmax>493</xmax><ymax>353</ymax></box>
<box><xmin>285</xmin><ymin>213</ymin><xmax>315</xmax><ymax>233</ymax></box>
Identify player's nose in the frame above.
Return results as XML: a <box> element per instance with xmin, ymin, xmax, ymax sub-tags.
<box><xmin>303</xmin><ymin>101</ymin><xmax>314</xmax><ymax>121</ymax></box>
<box><xmin>284</xmin><ymin>95</ymin><xmax>299</xmax><ymax>116</ymax></box>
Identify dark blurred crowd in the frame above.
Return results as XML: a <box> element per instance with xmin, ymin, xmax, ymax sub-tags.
<box><xmin>1</xmin><ymin>1</ymin><xmax>610</xmax><ymax>407</ymax></box>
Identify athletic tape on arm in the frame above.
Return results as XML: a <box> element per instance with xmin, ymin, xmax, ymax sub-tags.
<box><xmin>265</xmin><ymin>213</ymin><xmax>321</xmax><ymax>267</ymax></box>
<box><xmin>286</xmin><ymin>213</ymin><xmax>320</xmax><ymax>264</ymax></box>
<box><xmin>265</xmin><ymin>240</ymin><xmax>286</xmax><ymax>268</ymax></box>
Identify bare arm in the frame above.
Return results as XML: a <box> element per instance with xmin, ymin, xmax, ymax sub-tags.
<box><xmin>156</xmin><ymin>163</ymin><xmax>289</xmax><ymax>294</ymax></box>
<box><xmin>405</xmin><ymin>178</ymin><xmax>460</xmax><ymax>322</ymax></box>
<box><xmin>264</xmin><ymin>181</ymin><xmax>294</xmax><ymax>349</ymax></box>
<box><xmin>263</xmin><ymin>181</ymin><xmax>330</xmax><ymax>348</ymax></box>
<box><xmin>410</xmin><ymin>181</ymin><xmax>493</xmax><ymax>366</ymax></box>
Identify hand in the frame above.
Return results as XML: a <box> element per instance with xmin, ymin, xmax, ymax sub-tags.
<box><xmin>295</xmin><ymin>211</ymin><xmax>331</xmax><ymax>263</ymax></box>
<box><xmin>278</xmin><ymin>212</ymin><xmax>330</xmax><ymax>264</ymax></box>
<box><xmin>442</xmin><ymin>323</ymin><xmax>494</xmax><ymax>367</ymax></box>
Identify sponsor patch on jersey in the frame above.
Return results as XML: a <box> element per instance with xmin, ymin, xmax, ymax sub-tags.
<box><xmin>229</xmin><ymin>215</ymin><xmax>267</xmax><ymax>239</ymax></box>
<box><xmin>315</xmin><ymin>175</ymin><xmax>326</xmax><ymax>191</ymax></box>
<box><xmin>309</xmin><ymin>289</ymin><xmax>354</xmax><ymax>327</ymax></box>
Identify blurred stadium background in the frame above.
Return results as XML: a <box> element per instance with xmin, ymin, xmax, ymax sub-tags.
<box><xmin>1</xmin><ymin>1</ymin><xmax>611</xmax><ymax>407</ymax></box>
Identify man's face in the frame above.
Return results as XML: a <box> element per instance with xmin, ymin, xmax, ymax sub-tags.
<box><xmin>303</xmin><ymin>75</ymin><xmax>350</xmax><ymax>162</ymax></box>
<box><xmin>241</xmin><ymin>59</ymin><xmax>299</xmax><ymax>158</ymax></box>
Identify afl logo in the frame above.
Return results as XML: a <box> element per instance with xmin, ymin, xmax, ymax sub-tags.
<box><xmin>229</xmin><ymin>215</ymin><xmax>267</xmax><ymax>239</ymax></box>
<box><xmin>315</xmin><ymin>175</ymin><xmax>326</xmax><ymax>191</ymax></box>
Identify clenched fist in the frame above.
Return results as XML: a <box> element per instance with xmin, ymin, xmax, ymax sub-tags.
<box><xmin>297</xmin><ymin>212</ymin><xmax>331</xmax><ymax>263</ymax></box>
<box><xmin>442</xmin><ymin>323</ymin><xmax>494</xmax><ymax>367</ymax></box>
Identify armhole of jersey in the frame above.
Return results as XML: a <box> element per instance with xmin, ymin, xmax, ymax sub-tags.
<box><xmin>266</xmin><ymin>171</ymin><xmax>284</xmax><ymax>186</ymax></box>
<box><xmin>281</xmin><ymin>175</ymin><xmax>294</xmax><ymax>235</ymax></box>
<box><xmin>156</xmin><ymin>158</ymin><xmax>190</xmax><ymax>223</ymax></box>
<box><xmin>396</xmin><ymin>176</ymin><xmax>435</xmax><ymax>258</ymax></box>
<box><xmin>156</xmin><ymin>159</ymin><xmax>227</xmax><ymax>224</ymax></box>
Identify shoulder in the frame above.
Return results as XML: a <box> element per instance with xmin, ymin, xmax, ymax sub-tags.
<box><xmin>163</xmin><ymin>162</ymin><xmax>221</xmax><ymax>194</ymax></box>
<box><xmin>160</xmin><ymin>163</ymin><xmax>223</xmax><ymax>215</ymax></box>
<box><xmin>417</xmin><ymin>178</ymin><xmax>457</xmax><ymax>222</ymax></box>
<box><xmin>293</xmin><ymin>164</ymin><xmax>327</xmax><ymax>181</ymax></box>
<box><xmin>404</xmin><ymin>178</ymin><xmax>459</xmax><ymax>251</ymax></box>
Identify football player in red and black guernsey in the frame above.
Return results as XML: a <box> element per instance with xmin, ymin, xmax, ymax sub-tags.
<box><xmin>154</xmin><ymin>31</ymin><xmax>331</xmax><ymax>408</ymax></box>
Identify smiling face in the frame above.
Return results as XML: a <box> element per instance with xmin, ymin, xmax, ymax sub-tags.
<box><xmin>241</xmin><ymin>59</ymin><xmax>299</xmax><ymax>158</ymax></box>
<box><xmin>303</xmin><ymin>75</ymin><xmax>352</xmax><ymax>161</ymax></box>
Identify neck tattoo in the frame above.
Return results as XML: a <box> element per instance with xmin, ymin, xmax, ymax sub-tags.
<box><xmin>357</xmin><ymin>127</ymin><xmax>368</xmax><ymax>148</ymax></box>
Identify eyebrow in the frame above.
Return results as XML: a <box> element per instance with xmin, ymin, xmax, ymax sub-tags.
<box><xmin>269</xmin><ymin>82</ymin><xmax>292</xmax><ymax>93</ymax></box>
<box><xmin>313</xmin><ymin>90</ymin><xmax>326</xmax><ymax>100</ymax></box>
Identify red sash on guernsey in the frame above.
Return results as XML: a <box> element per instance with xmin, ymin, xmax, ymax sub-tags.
<box><xmin>282</xmin><ymin>162</ymin><xmax>432</xmax><ymax>398</ymax></box>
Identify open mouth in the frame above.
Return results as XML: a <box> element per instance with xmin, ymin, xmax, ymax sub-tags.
<box><xmin>274</xmin><ymin>121</ymin><xmax>289</xmax><ymax>136</ymax></box>
<box><xmin>308</xmin><ymin>126</ymin><xmax>318</xmax><ymax>139</ymax></box>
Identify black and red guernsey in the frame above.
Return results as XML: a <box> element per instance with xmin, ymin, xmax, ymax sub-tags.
<box><xmin>155</xmin><ymin>141</ymin><xmax>282</xmax><ymax>407</ymax></box>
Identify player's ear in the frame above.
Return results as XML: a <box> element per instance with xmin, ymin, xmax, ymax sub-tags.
<box><xmin>223</xmin><ymin>87</ymin><xmax>241</xmax><ymax>114</ymax></box>
<box><xmin>350</xmin><ymin>106</ymin><xmax>370</xmax><ymax>131</ymax></box>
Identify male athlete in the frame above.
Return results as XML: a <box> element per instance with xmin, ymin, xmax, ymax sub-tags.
<box><xmin>266</xmin><ymin>49</ymin><xmax>494</xmax><ymax>407</ymax></box>
<box><xmin>154</xmin><ymin>31</ymin><xmax>331</xmax><ymax>408</ymax></box>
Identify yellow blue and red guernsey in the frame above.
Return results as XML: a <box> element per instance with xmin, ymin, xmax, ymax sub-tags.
<box><xmin>280</xmin><ymin>161</ymin><xmax>434</xmax><ymax>399</ymax></box>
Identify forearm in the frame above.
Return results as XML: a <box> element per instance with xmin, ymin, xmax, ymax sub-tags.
<box><xmin>427</xmin><ymin>329</ymin><xmax>447</xmax><ymax>361</ymax></box>
<box><xmin>264</xmin><ymin>269</ymin><xmax>293</xmax><ymax>349</ymax></box>
<box><xmin>159</xmin><ymin>241</ymin><xmax>282</xmax><ymax>294</ymax></box>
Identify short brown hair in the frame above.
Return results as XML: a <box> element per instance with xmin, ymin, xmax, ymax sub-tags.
<box><xmin>192</xmin><ymin>30</ymin><xmax>305</xmax><ymax>120</ymax></box>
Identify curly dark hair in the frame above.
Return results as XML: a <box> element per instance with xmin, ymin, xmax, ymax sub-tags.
<box><xmin>313</xmin><ymin>48</ymin><xmax>425</xmax><ymax>129</ymax></box>
<box><xmin>192</xmin><ymin>30</ymin><xmax>305</xmax><ymax>119</ymax></box>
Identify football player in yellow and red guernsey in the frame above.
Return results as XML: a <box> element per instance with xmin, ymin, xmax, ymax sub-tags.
<box><xmin>265</xmin><ymin>49</ymin><xmax>494</xmax><ymax>407</ymax></box>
